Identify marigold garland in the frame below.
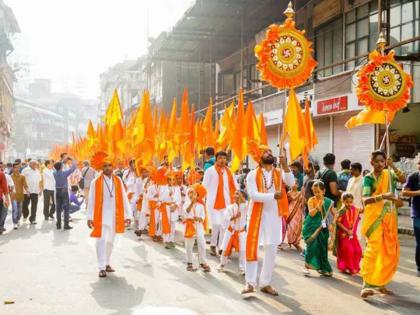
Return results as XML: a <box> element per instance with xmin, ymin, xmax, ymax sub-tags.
<box><xmin>357</xmin><ymin>50</ymin><xmax>413</xmax><ymax>113</ymax></box>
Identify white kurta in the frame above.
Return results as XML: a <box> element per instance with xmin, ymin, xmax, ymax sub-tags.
<box><xmin>159</xmin><ymin>185</ymin><xmax>181</xmax><ymax>221</ymax></box>
<box><xmin>202</xmin><ymin>165</ymin><xmax>239</xmax><ymax>225</ymax></box>
<box><xmin>122</xmin><ymin>169</ymin><xmax>137</xmax><ymax>193</ymax></box>
<box><xmin>246</xmin><ymin>168</ymin><xmax>295</xmax><ymax>246</ymax></box>
<box><xmin>182</xmin><ymin>201</ymin><xmax>206</xmax><ymax>238</ymax></box>
<box><xmin>87</xmin><ymin>175</ymin><xmax>132</xmax><ymax>237</ymax></box>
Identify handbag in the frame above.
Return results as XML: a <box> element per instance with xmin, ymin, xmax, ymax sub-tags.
<box><xmin>78</xmin><ymin>168</ymin><xmax>90</xmax><ymax>189</ymax></box>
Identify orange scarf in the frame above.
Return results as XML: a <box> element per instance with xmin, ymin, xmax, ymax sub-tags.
<box><xmin>160</xmin><ymin>202</ymin><xmax>171</xmax><ymax>235</ymax></box>
<box><xmin>214</xmin><ymin>166</ymin><xmax>236</xmax><ymax>210</ymax></box>
<box><xmin>183</xmin><ymin>203</ymin><xmax>204</xmax><ymax>238</ymax></box>
<box><xmin>246</xmin><ymin>167</ymin><xmax>288</xmax><ymax>261</ymax></box>
<box><xmin>90</xmin><ymin>175</ymin><xmax>125</xmax><ymax>238</ymax></box>
<box><xmin>148</xmin><ymin>200</ymin><xmax>158</xmax><ymax>237</ymax></box>
<box><xmin>223</xmin><ymin>226</ymin><xmax>245</xmax><ymax>257</ymax></box>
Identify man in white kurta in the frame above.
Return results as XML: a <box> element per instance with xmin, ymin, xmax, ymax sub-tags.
<box><xmin>122</xmin><ymin>160</ymin><xmax>137</xmax><ymax>217</ymax></box>
<box><xmin>202</xmin><ymin>151</ymin><xmax>239</xmax><ymax>256</ymax></box>
<box><xmin>134</xmin><ymin>169</ymin><xmax>149</xmax><ymax>237</ymax></box>
<box><xmin>243</xmin><ymin>149</ymin><xmax>295</xmax><ymax>296</ymax></box>
<box><xmin>87</xmin><ymin>162</ymin><xmax>132</xmax><ymax>277</ymax></box>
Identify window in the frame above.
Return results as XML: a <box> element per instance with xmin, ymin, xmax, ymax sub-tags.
<box><xmin>315</xmin><ymin>17</ymin><xmax>343</xmax><ymax>77</ymax></box>
<box><xmin>345</xmin><ymin>3</ymin><xmax>378</xmax><ymax>70</ymax></box>
<box><xmin>389</xmin><ymin>0</ymin><xmax>420</xmax><ymax>56</ymax></box>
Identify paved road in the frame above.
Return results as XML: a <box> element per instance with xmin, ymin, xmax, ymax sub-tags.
<box><xmin>0</xmin><ymin>209</ymin><xmax>419</xmax><ymax>315</ymax></box>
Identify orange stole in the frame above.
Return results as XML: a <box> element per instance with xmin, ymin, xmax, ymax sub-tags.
<box><xmin>160</xmin><ymin>202</ymin><xmax>171</xmax><ymax>234</ymax></box>
<box><xmin>148</xmin><ymin>200</ymin><xmax>158</xmax><ymax>237</ymax></box>
<box><xmin>136</xmin><ymin>196</ymin><xmax>143</xmax><ymax>211</ymax></box>
<box><xmin>214</xmin><ymin>166</ymin><xmax>236</xmax><ymax>210</ymax></box>
<box><xmin>223</xmin><ymin>226</ymin><xmax>245</xmax><ymax>257</ymax></box>
<box><xmin>184</xmin><ymin>219</ymin><xmax>196</xmax><ymax>238</ymax></box>
<box><xmin>90</xmin><ymin>175</ymin><xmax>125</xmax><ymax>238</ymax></box>
<box><xmin>246</xmin><ymin>167</ymin><xmax>288</xmax><ymax>262</ymax></box>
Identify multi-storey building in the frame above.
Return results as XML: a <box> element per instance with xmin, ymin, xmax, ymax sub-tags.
<box><xmin>99</xmin><ymin>57</ymin><xmax>148</xmax><ymax>119</ymax></box>
<box><xmin>153</xmin><ymin>0</ymin><xmax>419</xmax><ymax>169</ymax></box>
<box><xmin>0</xmin><ymin>0</ymin><xmax>20</xmax><ymax>160</ymax></box>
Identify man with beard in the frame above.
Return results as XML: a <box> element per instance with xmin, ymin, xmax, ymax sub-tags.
<box><xmin>87</xmin><ymin>156</ymin><xmax>132</xmax><ymax>278</ymax></box>
<box><xmin>203</xmin><ymin>151</ymin><xmax>239</xmax><ymax>256</ymax></box>
<box><xmin>242</xmin><ymin>146</ymin><xmax>295</xmax><ymax>296</ymax></box>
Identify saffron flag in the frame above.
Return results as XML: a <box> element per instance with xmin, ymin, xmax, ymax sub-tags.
<box><xmin>282</xmin><ymin>89</ymin><xmax>307</xmax><ymax>161</ymax></box>
<box><xmin>345</xmin><ymin>108</ymin><xmax>396</xmax><ymax>129</ymax></box>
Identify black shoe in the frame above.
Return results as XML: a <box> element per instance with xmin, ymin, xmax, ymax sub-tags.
<box><xmin>1</xmin><ymin>227</ymin><xmax>6</xmax><ymax>232</ymax></box>
<box><xmin>30</xmin><ymin>221</ymin><xmax>37</xmax><ymax>225</ymax></box>
<box><xmin>56</xmin><ymin>224</ymin><xmax>62</xmax><ymax>230</ymax></box>
<box><xmin>49</xmin><ymin>215</ymin><xmax>54</xmax><ymax>220</ymax></box>
<box><xmin>64</xmin><ymin>225</ymin><xmax>73</xmax><ymax>230</ymax></box>
<box><xmin>45</xmin><ymin>217</ymin><xmax>49</xmax><ymax>221</ymax></box>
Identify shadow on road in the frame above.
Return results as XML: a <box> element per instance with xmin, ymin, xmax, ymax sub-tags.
<box><xmin>90</xmin><ymin>275</ymin><xmax>145</xmax><ymax>315</ymax></box>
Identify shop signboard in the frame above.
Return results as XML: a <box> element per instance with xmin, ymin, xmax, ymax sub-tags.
<box><xmin>317</xmin><ymin>96</ymin><xmax>348</xmax><ymax>115</ymax></box>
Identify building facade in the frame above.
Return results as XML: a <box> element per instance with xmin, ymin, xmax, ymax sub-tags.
<box><xmin>0</xmin><ymin>0</ymin><xmax>20</xmax><ymax>161</ymax></box>
<box><xmin>12</xmin><ymin>79</ymin><xmax>97</xmax><ymax>159</ymax></box>
<box><xmin>160</xmin><ymin>0</ymin><xmax>419</xmax><ymax>170</ymax></box>
<box><xmin>99</xmin><ymin>57</ymin><xmax>148</xmax><ymax>119</ymax></box>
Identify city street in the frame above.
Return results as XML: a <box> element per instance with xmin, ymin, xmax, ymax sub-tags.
<box><xmin>0</xmin><ymin>209</ymin><xmax>419</xmax><ymax>315</ymax></box>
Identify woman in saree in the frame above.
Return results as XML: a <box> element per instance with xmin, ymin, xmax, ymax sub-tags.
<box><xmin>302</xmin><ymin>180</ymin><xmax>335</xmax><ymax>276</ymax></box>
<box><xmin>335</xmin><ymin>192</ymin><xmax>362</xmax><ymax>275</ymax></box>
<box><xmin>286</xmin><ymin>184</ymin><xmax>304</xmax><ymax>252</ymax></box>
<box><xmin>360</xmin><ymin>150</ymin><xmax>406</xmax><ymax>299</ymax></box>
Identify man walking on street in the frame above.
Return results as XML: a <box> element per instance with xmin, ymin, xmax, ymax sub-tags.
<box><xmin>81</xmin><ymin>161</ymin><xmax>96</xmax><ymax>208</ymax></box>
<box><xmin>402</xmin><ymin>157</ymin><xmax>420</xmax><ymax>277</ymax></box>
<box><xmin>11</xmin><ymin>162</ymin><xmax>28</xmax><ymax>230</ymax></box>
<box><xmin>203</xmin><ymin>151</ymin><xmax>239</xmax><ymax>256</ymax></box>
<box><xmin>22</xmin><ymin>160</ymin><xmax>42</xmax><ymax>224</ymax></box>
<box><xmin>87</xmin><ymin>156</ymin><xmax>132</xmax><ymax>278</ymax></box>
<box><xmin>43</xmin><ymin>160</ymin><xmax>56</xmax><ymax>220</ymax></box>
<box><xmin>0</xmin><ymin>163</ymin><xmax>10</xmax><ymax>234</ymax></box>
<box><xmin>53</xmin><ymin>157</ymin><xmax>77</xmax><ymax>230</ymax></box>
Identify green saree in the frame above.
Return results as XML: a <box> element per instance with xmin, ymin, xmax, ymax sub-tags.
<box><xmin>303</xmin><ymin>197</ymin><xmax>333</xmax><ymax>275</ymax></box>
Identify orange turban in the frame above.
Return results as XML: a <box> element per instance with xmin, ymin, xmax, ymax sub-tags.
<box><xmin>191</xmin><ymin>183</ymin><xmax>207</xmax><ymax>200</ymax></box>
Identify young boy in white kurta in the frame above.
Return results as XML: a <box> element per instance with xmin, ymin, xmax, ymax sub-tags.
<box><xmin>147</xmin><ymin>182</ymin><xmax>161</xmax><ymax>241</ymax></box>
<box><xmin>87</xmin><ymin>161</ymin><xmax>132</xmax><ymax>278</ymax></box>
<box><xmin>217</xmin><ymin>190</ymin><xmax>248</xmax><ymax>274</ymax></box>
<box><xmin>159</xmin><ymin>174</ymin><xmax>181</xmax><ymax>248</ymax></box>
<box><xmin>182</xmin><ymin>186</ymin><xmax>211</xmax><ymax>272</ymax></box>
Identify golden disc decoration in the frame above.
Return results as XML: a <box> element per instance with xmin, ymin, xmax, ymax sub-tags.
<box><xmin>254</xmin><ymin>3</ymin><xmax>317</xmax><ymax>89</ymax></box>
<box><xmin>357</xmin><ymin>50</ymin><xmax>413</xmax><ymax>112</ymax></box>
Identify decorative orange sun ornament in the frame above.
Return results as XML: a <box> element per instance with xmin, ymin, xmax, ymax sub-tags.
<box><xmin>255</xmin><ymin>2</ymin><xmax>317</xmax><ymax>89</ymax></box>
<box><xmin>357</xmin><ymin>32</ymin><xmax>413</xmax><ymax>112</ymax></box>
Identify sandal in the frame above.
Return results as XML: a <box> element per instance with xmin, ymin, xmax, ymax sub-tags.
<box><xmin>105</xmin><ymin>265</ymin><xmax>115</xmax><ymax>272</ymax></box>
<box><xmin>260</xmin><ymin>285</ymin><xmax>279</xmax><ymax>296</ymax></box>
<box><xmin>378</xmin><ymin>287</ymin><xmax>393</xmax><ymax>295</ymax></box>
<box><xmin>241</xmin><ymin>283</ymin><xmax>256</xmax><ymax>295</ymax></box>
<box><xmin>98</xmin><ymin>270</ymin><xmax>107</xmax><ymax>278</ymax></box>
<box><xmin>186</xmin><ymin>263</ymin><xmax>196</xmax><ymax>272</ymax></box>
<box><xmin>360</xmin><ymin>288</ymin><xmax>376</xmax><ymax>299</ymax></box>
<box><xmin>200</xmin><ymin>263</ymin><xmax>211</xmax><ymax>272</ymax></box>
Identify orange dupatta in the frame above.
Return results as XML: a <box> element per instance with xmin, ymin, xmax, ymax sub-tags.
<box><xmin>148</xmin><ymin>200</ymin><xmax>158</xmax><ymax>237</ymax></box>
<box><xmin>90</xmin><ymin>174</ymin><xmax>125</xmax><ymax>238</ymax></box>
<box><xmin>160</xmin><ymin>202</ymin><xmax>171</xmax><ymax>234</ymax></box>
<box><xmin>246</xmin><ymin>167</ymin><xmax>288</xmax><ymax>261</ymax></box>
<box><xmin>214</xmin><ymin>166</ymin><xmax>236</xmax><ymax>210</ymax></box>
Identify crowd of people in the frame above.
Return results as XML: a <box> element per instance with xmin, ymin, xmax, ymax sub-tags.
<box><xmin>1</xmin><ymin>146</ymin><xmax>419</xmax><ymax>300</ymax></box>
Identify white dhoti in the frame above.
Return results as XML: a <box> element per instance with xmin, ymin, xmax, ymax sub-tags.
<box><xmin>210</xmin><ymin>208</ymin><xmax>226</xmax><ymax>248</ymax></box>
<box><xmin>245</xmin><ymin>244</ymin><xmax>277</xmax><ymax>287</ymax></box>
<box><xmin>220</xmin><ymin>229</ymin><xmax>247</xmax><ymax>270</ymax></box>
<box><xmin>185</xmin><ymin>234</ymin><xmax>207</xmax><ymax>265</ymax></box>
<box><xmin>96</xmin><ymin>225</ymin><xmax>116</xmax><ymax>271</ymax></box>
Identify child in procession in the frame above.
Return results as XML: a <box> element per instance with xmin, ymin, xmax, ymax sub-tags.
<box><xmin>182</xmin><ymin>184</ymin><xmax>211</xmax><ymax>272</ymax></box>
<box><xmin>335</xmin><ymin>192</ymin><xmax>362</xmax><ymax>275</ymax></box>
<box><xmin>217</xmin><ymin>190</ymin><xmax>248</xmax><ymax>274</ymax></box>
